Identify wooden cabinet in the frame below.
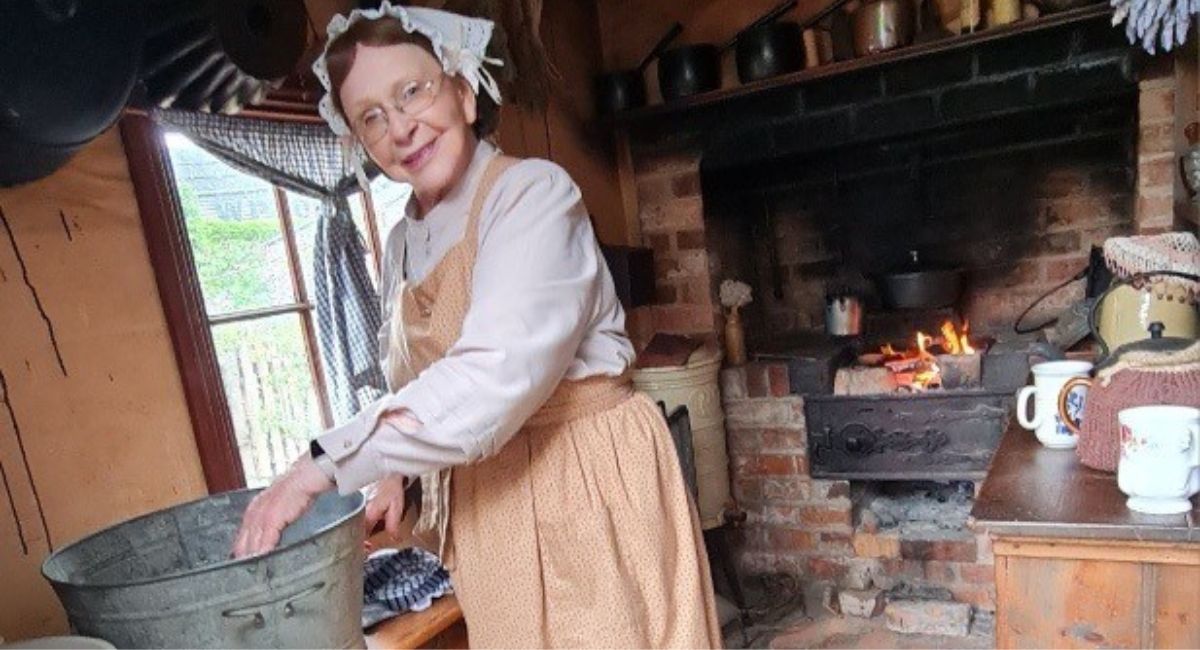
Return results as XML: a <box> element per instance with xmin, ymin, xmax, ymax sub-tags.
<box><xmin>994</xmin><ymin>537</ymin><xmax>1200</xmax><ymax>648</ymax></box>
<box><xmin>975</xmin><ymin>428</ymin><xmax>1200</xmax><ymax>649</ymax></box>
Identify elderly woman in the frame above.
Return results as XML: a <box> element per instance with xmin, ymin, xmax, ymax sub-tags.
<box><xmin>232</xmin><ymin>3</ymin><xmax>720</xmax><ymax>647</ymax></box>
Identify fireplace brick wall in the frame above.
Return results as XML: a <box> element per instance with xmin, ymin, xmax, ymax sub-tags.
<box><xmin>632</xmin><ymin>152</ymin><xmax>715</xmax><ymax>346</ymax></box>
<box><xmin>742</xmin><ymin>133</ymin><xmax>1138</xmax><ymax>335</ymax></box>
<box><xmin>1136</xmin><ymin>57</ymin><xmax>1179</xmax><ymax>233</ymax></box>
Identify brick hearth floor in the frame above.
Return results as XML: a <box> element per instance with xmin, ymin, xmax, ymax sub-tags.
<box><xmin>724</xmin><ymin>607</ymin><xmax>995</xmax><ymax>649</ymax></box>
<box><xmin>719</xmin><ymin>582</ymin><xmax>995</xmax><ymax>649</ymax></box>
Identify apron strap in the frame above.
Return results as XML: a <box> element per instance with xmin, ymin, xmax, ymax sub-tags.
<box><xmin>413</xmin><ymin>152</ymin><xmax>519</xmax><ymax>562</ymax></box>
<box><xmin>462</xmin><ymin>155</ymin><xmax>520</xmax><ymax>263</ymax></box>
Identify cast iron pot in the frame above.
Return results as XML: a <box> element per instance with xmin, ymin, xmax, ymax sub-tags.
<box><xmin>658</xmin><ymin>0</ymin><xmax>799</xmax><ymax>102</ymax></box>
<box><xmin>878</xmin><ymin>250</ymin><xmax>964</xmax><ymax>309</ymax></box>
<box><xmin>596</xmin><ymin>22</ymin><xmax>681</xmax><ymax>115</ymax></box>
<box><xmin>735</xmin><ymin>0</ymin><xmax>803</xmax><ymax>82</ymax></box>
<box><xmin>736</xmin><ymin>20</ymin><xmax>804</xmax><ymax>82</ymax></box>
<box><xmin>657</xmin><ymin>43</ymin><xmax>722</xmax><ymax>101</ymax></box>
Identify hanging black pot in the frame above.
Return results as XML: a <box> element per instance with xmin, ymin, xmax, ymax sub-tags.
<box><xmin>877</xmin><ymin>250</ymin><xmax>965</xmax><ymax>310</ymax></box>
<box><xmin>0</xmin><ymin>0</ymin><xmax>145</xmax><ymax>186</ymax></box>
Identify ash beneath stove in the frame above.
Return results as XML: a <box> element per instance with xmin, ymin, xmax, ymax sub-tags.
<box><xmin>856</xmin><ymin>481</ymin><xmax>975</xmax><ymax>539</ymax></box>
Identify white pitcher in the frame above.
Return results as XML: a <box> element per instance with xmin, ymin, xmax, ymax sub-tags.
<box><xmin>1117</xmin><ymin>405</ymin><xmax>1200</xmax><ymax>515</ymax></box>
<box><xmin>1016</xmin><ymin>360</ymin><xmax>1093</xmax><ymax>449</ymax></box>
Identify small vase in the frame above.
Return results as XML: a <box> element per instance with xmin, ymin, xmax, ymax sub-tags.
<box><xmin>724</xmin><ymin>307</ymin><xmax>747</xmax><ymax>365</ymax></box>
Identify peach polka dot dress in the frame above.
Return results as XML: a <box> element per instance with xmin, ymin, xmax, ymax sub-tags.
<box><xmin>389</xmin><ymin>155</ymin><xmax>722</xmax><ymax>648</ymax></box>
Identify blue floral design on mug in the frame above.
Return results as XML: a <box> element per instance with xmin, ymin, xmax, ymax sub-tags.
<box><xmin>1057</xmin><ymin>388</ymin><xmax>1085</xmax><ymax>436</ymax></box>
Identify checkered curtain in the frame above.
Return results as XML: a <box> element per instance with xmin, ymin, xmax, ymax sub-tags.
<box><xmin>154</xmin><ymin>109</ymin><xmax>386</xmax><ymax>425</ymax></box>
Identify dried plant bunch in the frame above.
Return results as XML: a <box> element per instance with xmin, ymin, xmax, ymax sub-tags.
<box><xmin>720</xmin><ymin>279</ymin><xmax>753</xmax><ymax>310</ymax></box>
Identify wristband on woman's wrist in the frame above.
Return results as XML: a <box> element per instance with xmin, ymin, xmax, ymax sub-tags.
<box><xmin>309</xmin><ymin>440</ymin><xmax>337</xmax><ymax>483</ymax></box>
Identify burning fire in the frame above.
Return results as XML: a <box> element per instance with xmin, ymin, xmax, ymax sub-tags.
<box><xmin>940</xmin><ymin>320</ymin><xmax>975</xmax><ymax>355</ymax></box>
<box><xmin>879</xmin><ymin>320</ymin><xmax>976</xmax><ymax>391</ymax></box>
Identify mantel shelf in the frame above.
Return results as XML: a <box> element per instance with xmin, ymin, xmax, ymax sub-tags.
<box><xmin>609</xmin><ymin>3</ymin><xmax>1114</xmax><ymax>126</ymax></box>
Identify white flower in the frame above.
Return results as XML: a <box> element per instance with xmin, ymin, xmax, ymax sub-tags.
<box><xmin>719</xmin><ymin>279</ymin><xmax>753</xmax><ymax>309</ymax></box>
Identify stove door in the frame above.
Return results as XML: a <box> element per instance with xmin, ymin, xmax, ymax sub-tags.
<box><xmin>805</xmin><ymin>391</ymin><xmax>1011</xmax><ymax>481</ymax></box>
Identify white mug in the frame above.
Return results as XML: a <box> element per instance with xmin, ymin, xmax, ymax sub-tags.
<box><xmin>1117</xmin><ymin>405</ymin><xmax>1200</xmax><ymax>515</ymax></box>
<box><xmin>1016</xmin><ymin>360</ymin><xmax>1093</xmax><ymax>449</ymax></box>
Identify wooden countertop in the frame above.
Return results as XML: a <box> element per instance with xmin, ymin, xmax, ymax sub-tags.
<box><xmin>970</xmin><ymin>421</ymin><xmax>1199</xmax><ymax>542</ymax></box>
<box><xmin>365</xmin><ymin>595</ymin><xmax>463</xmax><ymax>649</ymax></box>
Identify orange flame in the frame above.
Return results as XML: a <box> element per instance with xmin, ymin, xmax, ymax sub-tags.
<box><xmin>940</xmin><ymin>321</ymin><xmax>961</xmax><ymax>354</ymax></box>
<box><xmin>908</xmin><ymin>331</ymin><xmax>939</xmax><ymax>390</ymax></box>
<box><xmin>912</xmin><ymin>367</ymin><xmax>941</xmax><ymax>390</ymax></box>
<box><xmin>938</xmin><ymin>320</ymin><xmax>975</xmax><ymax>356</ymax></box>
<box><xmin>961</xmin><ymin>320</ymin><xmax>976</xmax><ymax>354</ymax></box>
<box><xmin>877</xmin><ymin>320</ymin><xmax>975</xmax><ymax>391</ymax></box>
<box><xmin>916</xmin><ymin>331</ymin><xmax>933</xmax><ymax>358</ymax></box>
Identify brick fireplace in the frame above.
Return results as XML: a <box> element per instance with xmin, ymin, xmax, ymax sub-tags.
<box><xmin>617</xmin><ymin>14</ymin><xmax>1188</xmax><ymax>619</ymax></box>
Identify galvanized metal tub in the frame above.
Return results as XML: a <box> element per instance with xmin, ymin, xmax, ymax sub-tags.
<box><xmin>42</xmin><ymin>489</ymin><xmax>365</xmax><ymax>649</ymax></box>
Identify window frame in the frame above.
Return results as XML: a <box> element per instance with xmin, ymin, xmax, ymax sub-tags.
<box><xmin>121</xmin><ymin>113</ymin><xmax>388</xmax><ymax>493</ymax></box>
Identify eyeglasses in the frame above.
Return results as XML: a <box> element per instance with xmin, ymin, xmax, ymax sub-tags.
<box><xmin>351</xmin><ymin>76</ymin><xmax>443</xmax><ymax>145</ymax></box>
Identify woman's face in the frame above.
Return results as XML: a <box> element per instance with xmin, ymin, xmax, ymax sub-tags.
<box><xmin>339</xmin><ymin>42</ymin><xmax>478</xmax><ymax>211</ymax></box>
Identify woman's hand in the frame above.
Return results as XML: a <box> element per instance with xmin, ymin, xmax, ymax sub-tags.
<box><xmin>232</xmin><ymin>455</ymin><xmax>334</xmax><ymax>558</ymax></box>
<box><xmin>365</xmin><ymin>474</ymin><xmax>409</xmax><ymax>540</ymax></box>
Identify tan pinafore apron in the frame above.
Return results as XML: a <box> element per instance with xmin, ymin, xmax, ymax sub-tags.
<box><xmin>387</xmin><ymin>155</ymin><xmax>722</xmax><ymax>648</ymax></box>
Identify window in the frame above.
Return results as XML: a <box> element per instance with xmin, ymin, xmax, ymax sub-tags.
<box><xmin>161</xmin><ymin>132</ymin><xmax>410</xmax><ymax>487</ymax></box>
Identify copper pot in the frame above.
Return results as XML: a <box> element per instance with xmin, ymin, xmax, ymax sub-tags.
<box><xmin>852</xmin><ymin>0</ymin><xmax>916</xmax><ymax>56</ymax></box>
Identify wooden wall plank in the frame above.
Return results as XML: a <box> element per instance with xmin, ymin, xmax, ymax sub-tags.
<box><xmin>0</xmin><ymin>127</ymin><xmax>207</xmax><ymax>641</ymax></box>
<box><xmin>486</xmin><ymin>0</ymin><xmax>630</xmax><ymax>245</ymax></box>
<box><xmin>496</xmin><ymin>103</ymin><xmax>551</xmax><ymax>159</ymax></box>
<box><xmin>540</xmin><ymin>0</ymin><xmax>628</xmax><ymax>245</ymax></box>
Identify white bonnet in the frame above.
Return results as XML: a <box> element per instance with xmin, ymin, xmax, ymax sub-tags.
<box><xmin>312</xmin><ymin>1</ymin><xmax>503</xmax><ymax>138</ymax></box>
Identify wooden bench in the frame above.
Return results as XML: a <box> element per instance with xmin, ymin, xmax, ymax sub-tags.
<box><xmin>366</xmin><ymin>595</ymin><xmax>466</xmax><ymax>649</ymax></box>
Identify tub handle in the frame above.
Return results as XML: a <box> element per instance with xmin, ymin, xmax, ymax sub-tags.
<box><xmin>222</xmin><ymin>581</ymin><xmax>326</xmax><ymax>626</ymax></box>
